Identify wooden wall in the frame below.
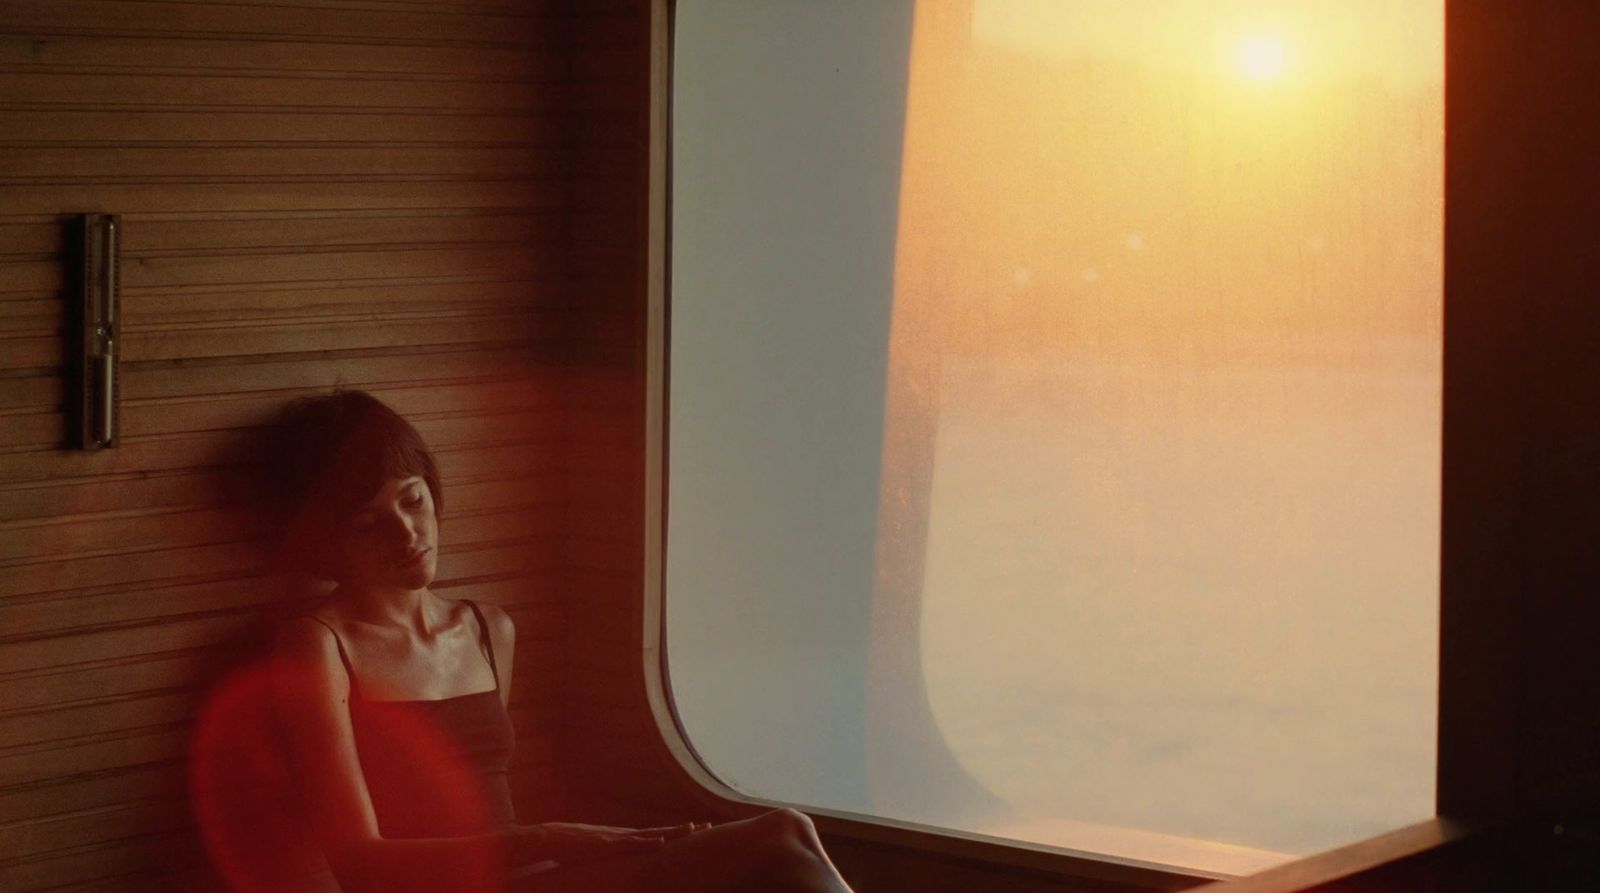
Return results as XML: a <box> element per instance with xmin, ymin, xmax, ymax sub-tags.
<box><xmin>0</xmin><ymin>1</ymin><xmax>592</xmax><ymax>888</ymax></box>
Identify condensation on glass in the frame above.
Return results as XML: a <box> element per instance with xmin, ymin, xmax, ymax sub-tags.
<box><xmin>666</xmin><ymin>0</ymin><xmax>1442</xmax><ymax>874</ymax></box>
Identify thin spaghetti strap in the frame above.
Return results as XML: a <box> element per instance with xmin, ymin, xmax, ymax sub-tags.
<box><xmin>462</xmin><ymin>599</ymin><xmax>500</xmax><ymax>689</ymax></box>
<box><xmin>302</xmin><ymin>616</ymin><xmax>361</xmax><ymax>698</ymax></box>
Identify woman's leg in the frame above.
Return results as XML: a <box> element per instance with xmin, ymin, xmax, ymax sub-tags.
<box><xmin>521</xmin><ymin>809</ymin><xmax>852</xmax><ymax>893</ymax></box>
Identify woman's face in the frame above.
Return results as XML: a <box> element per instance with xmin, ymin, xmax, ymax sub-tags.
<box><xmin>331</xmin><ymin>475</ymin><xmax>439</xmax><ymax>592</ymax></box>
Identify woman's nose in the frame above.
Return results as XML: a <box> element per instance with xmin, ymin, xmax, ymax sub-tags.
<box><xmin>380</xmin><ymin>511</ymin><xmax>418</xmax><ymax>544</ymax></box>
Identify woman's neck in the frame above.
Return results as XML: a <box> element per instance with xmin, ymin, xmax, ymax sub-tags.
<box><xmin>334</xmin><ymin>583</ymin><xmax>436</xmax><ymax>632</ymax></box>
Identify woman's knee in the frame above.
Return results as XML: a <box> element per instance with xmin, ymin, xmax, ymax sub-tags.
<box><xmin>757</xmin><ymin>808</ymin><xmax>812</xmax><ymax>834</ymax></box>
<box><xmin>750</xmin><ymin>808</ymin><xmax>823</xmax><ymax>854</ymax></box>
<box><xmin>705</xmin><ymin>810</ymin><xmax>848</xmax><ymax>892</ymax></box>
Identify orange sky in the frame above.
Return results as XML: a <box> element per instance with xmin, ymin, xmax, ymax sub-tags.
<box><xmin>879</xmin><ymin>0</ymin><xmax>1443</xmax><ymax>863</ymax></box>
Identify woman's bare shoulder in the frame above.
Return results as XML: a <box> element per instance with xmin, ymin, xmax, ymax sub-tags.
<box><xmin>274</xmin><ymin>612</ymin><xmax>343</xmax><ymax>664</ymax></box>
<box><xmin>451</xmin><ymin>597</ymin><xmax>515</xmax><ymax>661</ymax></box>
<box><xmin>444</xmin><ymin>595</ymin><xmax>513</xmax><ymax>635</ymax></box>
<box><xmin>261</xmin><ymin>616</ymin><xmax>356</xmax><ymax>713</ymax></box>
<box><xmin>476</xmin><ymin>600</ymin><xmax>515</xmax><ymax>638</ymax></box>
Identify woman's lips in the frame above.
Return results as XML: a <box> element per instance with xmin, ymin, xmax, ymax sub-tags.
<box><xmin>398</xmin><ymin>547</ymin><xmax>430</xmax><ymax>569</ymax></box>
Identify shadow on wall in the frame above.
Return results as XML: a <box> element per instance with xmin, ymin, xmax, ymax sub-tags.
<box><xmin>184</xmin><ymin>406</ymin><xmax>343</xmax><ymax>891</ymax></box>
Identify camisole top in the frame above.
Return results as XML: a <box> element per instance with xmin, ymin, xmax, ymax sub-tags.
<box><xmin>306</xmin><ymin>601</ymin><xmax>517</xmax><ymax>839</ymax></box>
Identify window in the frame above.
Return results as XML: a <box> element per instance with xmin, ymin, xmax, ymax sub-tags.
<box><xmin>660</xmin><ymin>0</ymin><xmax>1443</xmax><ymax>875</ymax></box>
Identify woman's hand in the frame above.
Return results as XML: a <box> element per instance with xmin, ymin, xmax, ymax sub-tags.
<box><xmin>513</xmin><ymin>822</ymin><xmax>708</xmax><ymax>863</ymax></box>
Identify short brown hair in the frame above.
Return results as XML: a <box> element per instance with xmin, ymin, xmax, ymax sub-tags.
<box><xmin>254</xmin><ymin>390</ymin><xmax>441</xmax><ymax>574</ymax></box>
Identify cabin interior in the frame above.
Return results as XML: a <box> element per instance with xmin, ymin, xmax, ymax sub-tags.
<box><xmin>1</xmin><ymin>1</ymin><xmax>1597</xmax><ymax>891</ymax></box>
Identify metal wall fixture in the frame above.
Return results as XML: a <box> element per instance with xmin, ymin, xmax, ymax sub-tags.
<box><xmin>74</xmin><ymin>213</ymin><xmax>120</xmax><ymax>449</ymax></box>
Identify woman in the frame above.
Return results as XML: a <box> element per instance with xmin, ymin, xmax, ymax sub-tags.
<box><xmin>261</xmin><ymin>391</ymin><xmax>853</xmax><ymax>893</ymax></box>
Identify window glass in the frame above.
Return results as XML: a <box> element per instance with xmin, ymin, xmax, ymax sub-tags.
<box><xmin>666</xmin><ymin>0</ymin><xmax>1442</xmax><ymax>873</ymax></box>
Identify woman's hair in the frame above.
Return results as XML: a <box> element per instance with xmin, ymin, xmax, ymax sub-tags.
<box><xmin>253</xmin><ymin>390</ymin><xmax>441</xmax><ymax>573</ymax></box>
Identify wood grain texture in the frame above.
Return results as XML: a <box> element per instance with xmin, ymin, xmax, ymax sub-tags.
<box><xmin>0</xmin><ymin>35</ymin><xmax>565</xmax><ymax>80</ymax></box>
<box><xmin>0</xmin><ymin>2</ymin><xmax>582</xmax><ymax>889</ymax></box>
<box><xmin>0</xmin><ymin>1</ymin><xmax>557</xmax><ymax>47</ymax></box>
<box><xmin>0</xmin><ymin>72</ymin><xmax>568</xmax><ymax>113</ymax></box>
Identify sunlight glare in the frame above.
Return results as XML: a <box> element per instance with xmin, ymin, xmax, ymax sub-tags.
<box><xmin>1237</xmin><ymin>34</ymin><xmax>1288</xmax><ymax>82</ymax></box>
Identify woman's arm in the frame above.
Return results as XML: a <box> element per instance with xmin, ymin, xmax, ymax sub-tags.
<box><xmin>272</xmin><ymin>618</ymin><xmax>655</xmax><ymax>892</ymax></box>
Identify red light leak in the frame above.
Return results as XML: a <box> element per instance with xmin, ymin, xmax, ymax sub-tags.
<box><xmin>189</xmin><ymin>660</ymin><xmax>500</xmax><ymax>892</ymax></box>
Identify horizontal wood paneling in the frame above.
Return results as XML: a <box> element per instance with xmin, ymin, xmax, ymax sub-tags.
<box><xmin>122</xmin><ymin>245</ymin><xmax>561</xmax><ymax>288</ymax></box>
<box><xmin>1</xmin><ymin>385</ymin><xmax>557</xmax><ymax>449</ymax></box>
<box><xmin>0</xmin><ymin>764</ymin><xmax>186</xmax><ymax>834</ymax></box>
<box><xmin>0</xmin><ymin>799</ymin><xmax>191</xmax><ymax>864</ymax></box>
<box><xmin>0</xmin><ymin>1</ymin><xmax>559</xmax><ymax>47</ymax></box>
<box><xmin>0</xmin><ymin>649</ymin><xmax>221</xmax><ymax>714</ymax></box>
<box><xmin>0</xmin><ymin>430</ymin><xmax>559</xmax><ymax>492</ymax></box>
<box><xmin>0</xmin><ymin>472</ymin><xmax>554</xmax><ymax>565</ymax></box>
<box><xmin>0</xmin><ymin>72</ymin><xmax>568</xmax><ymax>112</ymax></box>
<box><xmin>0</xmin><ymin>830</ymin><xmax>205</xmax><ymax>892</ymax></box>
<box><xmin>0</xmin><ymin>439</ymin><xmax>552</xmax><ymax>524</ymax></box>
<box><xmin>1</xmin><ymin>279</ymin><xmax>569</xmax><ymax>321</ymax></box>
<box><xmin>0</xmin><ymin>35</ymin><xmax>563</xmax><ymax>80</ymax></box>
<box><xmin>0</xmin><ymin>521</ymin><xmax>552</xmax><ymax>606</ymax></box>
<box><xmin>4</xmin><ymin>240</ymin><xmax>559</xmax><ymax>290</ymax></box>
<box><xmin>0</xmin><ymin>178</ymin><xmax>574</xmax><ymax>216</ymax></box>
<box><xmin>0</xmin><ymin>1</ymin><xmax>581</xmax><ymax>888</ymax></box>
<box><xmin>0</xmin><ymin>506</ymin><xmax>252</xmax><ymax>563</ymax></box>
<box><xmin>118</xmin><ymin>347</ymin><xmax>565</xmax><ymax>400</ymax></box>
<box><xmin>0</xmin><ymin>214</ymin><xmax>562</xmax><ymax>257</ymax></box>
<box><xmin>0</xmin><ymin>111</ymin><xmax>575</xmax><ymax>145</ymax></box>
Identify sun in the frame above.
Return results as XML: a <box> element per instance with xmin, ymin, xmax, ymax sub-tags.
<box><xmin>1236</xmin><ymin>34</ymin><xmax>1289</xmax><ymax>82</ymax></box>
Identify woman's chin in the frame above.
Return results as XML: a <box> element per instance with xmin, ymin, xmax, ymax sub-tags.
<box><xmin>394</xmin><ymin>566</ymin><xmax>436</xmax><ymax>590</ymax></box>
<box><xmin>338</xmin><ymin>558</ymin><xmax>436</xmax><ymax>594</ymax></box>
<box><xmin>392</xmin><ymin>552</ymin><xmax>437</xmax><ymax>589</ymax></box>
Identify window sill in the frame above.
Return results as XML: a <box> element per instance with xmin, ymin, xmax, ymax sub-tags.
<box><xmin>1186</xmin><ymin>817</ymin><xmax>1475</xmax><ymax>892</ymax></box>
